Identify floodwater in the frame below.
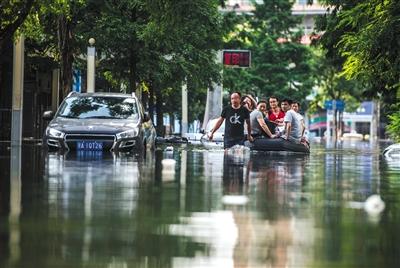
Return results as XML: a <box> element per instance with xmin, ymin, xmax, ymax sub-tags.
<box><xmin>0</xmin><ymin>141</ymin><xmax>399</xmax><ymax>268</ymax></box>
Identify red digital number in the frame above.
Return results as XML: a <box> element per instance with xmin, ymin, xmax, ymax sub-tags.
<box><xmin>223</xmin><ymin>50</ymin><xmax>250</xmax><ymax>67</ymax></box>
<box><xmin>224</xmin><ymin>53</ymin><xmax>231</xmax><ymax>65</ymax></box>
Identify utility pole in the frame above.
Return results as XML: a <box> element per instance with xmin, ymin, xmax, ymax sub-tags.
<box><xmin>181</xmin><ymin>81</ymin><xmax>188</xmax><ymax>134</ymax></box>
<box><xmin>87</xmin><ymin>38</ymin><xmax>95</xmax><ymax>93</ymax></box>
<box><xmin>202</xmin><ymin>51</ymin><xmax>223</xmax><ymax>130</ymax></box>
<box><xmin>11</xmin><ymin>35</ymin><xmax>25</xmax><ymax>146</ymax></box>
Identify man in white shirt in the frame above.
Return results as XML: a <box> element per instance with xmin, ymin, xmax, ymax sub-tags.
<box><xmin>291</xmin><ymin>101</ymin><xmax>305</xmax><ymax>138</ymax></box>
<box><xmin>280</xmin><ymin>99</ymin><xmax>302</xmax><ymax>143</ymax></box>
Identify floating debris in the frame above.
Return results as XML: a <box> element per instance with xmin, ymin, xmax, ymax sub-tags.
<box><xmin>221</xmin><ymin>195</ymin><xmax>249</xmax><ymax>205</ymax></box>
<box><xmin>364</xmin><ymin>194</ymin><xmax>385</xmax><ymax>216</ymax></box>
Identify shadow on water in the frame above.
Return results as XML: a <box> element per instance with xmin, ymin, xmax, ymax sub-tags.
<box><xmin>1</xmin><ymin>142</ymin><xmax>400</xmax><ymax>267</ymax></box>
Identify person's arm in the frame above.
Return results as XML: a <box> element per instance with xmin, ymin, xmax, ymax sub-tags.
<box><xmin>301</xmin><ymin>119</ymin><xmax>305</xmax><ymax>137</ymax></box>
<box><xmin>257</xmin><ymin>117</ymin><xmax>275</xmax><ymax>138</ymax></box>
<box><xmin>246</xmin><ymin>119</ymin><xmax>254</xmax><ymax>142</ymax></box>
<box><xmin>284</xmin><ymin>122</ymin><xmax>291</xmax><ymax>140</ymax></box>
<box><xmin>208</xmin><ymin>117</ymin><xmax>224</xmax><ymax>141</ymax></box>
<box><xmin>270</xmin><ymin>117</ymin><xmax>284</xmax><ymax>126</ymax></box>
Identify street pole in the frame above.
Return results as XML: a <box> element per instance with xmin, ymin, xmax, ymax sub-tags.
<box><xmin>202</xmin><ymin>51</ymin><xmax>223</xmax><ymax>130</ymax></box>
<box><xmin>181</xmin><ymin>80</ymin><xmax>188</xmax><ymax>134</ymax></box>
<box><xmin>87</xmin><ymin>38</ymin><xmax>95</xmax><ymax>93</ymax></box>
<box><xmin>9</xmin><ymin>145</ymin><xmax>22</xmax><ymax>263</ymax></box>
<box><xmin>11</xmin><ymin>35</ymin><xmax>25</xmax><ymax>146</ymax></box>
<box><xmin>370</xmin><ymin>100</ymin><xmax>379</xmax><ymax>142</ymax></box>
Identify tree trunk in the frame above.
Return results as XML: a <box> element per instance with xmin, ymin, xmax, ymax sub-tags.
<box><xmin>333</xmin><ymin>109</ymin><xmax>338</xmax><ymax>142</ymax></box>
<box><xmin>0</xmin><ymin>59</ymin><xmax>3</xmax><ymax>93</ymax></box>
<box><xmin>0</xmin><ymin>0</ymin><xmax>35</xmax><ymax>58</ymax></box>
<box><xmin>58</xmin><ymin>14</ymin><xmax>74</xmax><ymax>100</ymax></box>
<box><xmin>149</xmin><ymin>83</ymin><xmax>154</xmax><ymax>120</ymax></box>
<box><xmin>338</xmin><ymin>111</ymin><xmax>343</xmax><ymax>138</ymax></box>
<box><xmin>129</xmin><ymin>49</ymin><xmax>137</xmax><ymax>94</ymax></box>
<box><xmin>155</xmin><ymin>88</ymin><xmax>164</xmax><ymax>137</ymax></box>
<box><xmin>169</xmin><ymin>113</ymin><xmax>175</xmax><ymax>135</ymax></box>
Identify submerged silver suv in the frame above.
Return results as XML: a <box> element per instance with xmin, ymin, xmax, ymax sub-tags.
<box><xmin>43</xmin><ymin>92</ymin><xmax>156</xmax><ymax>153</ymax></box>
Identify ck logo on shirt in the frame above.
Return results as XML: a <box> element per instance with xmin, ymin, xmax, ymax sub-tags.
<box><xmin>229</xmin><ymin>113</ymin><xmax>241</xmax><ymax>124</ymax></box>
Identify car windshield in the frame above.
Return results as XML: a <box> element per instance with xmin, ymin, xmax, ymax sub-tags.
<box><xmin>57</xmin><ymin>96</ymin><xmax>139</xmax><ymax>119</ymax></box>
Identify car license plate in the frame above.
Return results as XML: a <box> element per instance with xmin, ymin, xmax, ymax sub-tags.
<box><xmin>76</xmin><ymin>140</ymin><xmax>103</xmax><ymax>151</ymax></box>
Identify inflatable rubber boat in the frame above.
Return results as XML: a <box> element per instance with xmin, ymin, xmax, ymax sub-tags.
<box><xmin>245</xmin><ymin>138</ymin><xmax>310</xmax><ymax>154</ymax></box>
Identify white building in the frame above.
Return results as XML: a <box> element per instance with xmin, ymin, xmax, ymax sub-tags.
<box><xmin>224</xmin><ymin>0</ymin><xmax>327</xmax><ymax>44</ymax></box>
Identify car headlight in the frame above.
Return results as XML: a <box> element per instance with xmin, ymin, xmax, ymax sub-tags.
<box><xmin>116</xmin><ymin>128</ymin><xmax>139</xmax><ymax>140</ymax></box>
<box><xmin>46</xmin><ymin>127</ymin><xmax>65</xmax><ymax>138</ymax></box>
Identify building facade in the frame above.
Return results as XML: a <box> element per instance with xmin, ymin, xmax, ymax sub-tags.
<box><xmin>225</xmin><ymin>0</ymin><xmax>326</xmax><ymax>44</ymax></box>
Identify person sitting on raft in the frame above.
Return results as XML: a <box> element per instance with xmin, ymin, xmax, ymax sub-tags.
<box><xmin>242</xmin><ymin>94</ymin><xmax>257</xmax><ymax>112</ymax></box>
<box><xmin>265</xmin><ymin>96</ymin><xmax>285</xmax><ymax>133</ymax></box>
<box><xmin>291</xmin><ymin>101</ymin><xmax>309</xmax><ymax>147</ymax></box>
<box><xmin>280</xmin><ymin>98</ymin><xmax>303</xmax><ymax>144</ymax></box>
<box><xmin>250</xmin><ymin>100</ymin><xmax>277</xmax><ymax>139</ymax></box>
<box><xmin>267</xmin><ymin>96</ymin><xmax>285</xmax><ymax>124</ymax></box>
<box><xmin>291</xmin><ymin>101</ymin><xmax>305</xmax><ymax>137</ymax></box>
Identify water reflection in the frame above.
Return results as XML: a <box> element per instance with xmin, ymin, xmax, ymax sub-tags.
<box><xmin>9</xmin><ymin>146</ymin><xmax>22</xmax><ymax>265</ymax></box>
<box><xmin>168</xmin><ymin>148</ymin><xmax>312</xmax><ymax>267</ymax></box>
<box><xmin>0</xmin><ymin>142</ymin><xmax>400</xmax><ymax>267</ymax></box>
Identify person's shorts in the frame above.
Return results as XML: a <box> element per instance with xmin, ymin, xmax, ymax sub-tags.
<box><xmin>224</xmin><ymin>138</ymin><xmax>244</xmax><ymax>149</ymax></box>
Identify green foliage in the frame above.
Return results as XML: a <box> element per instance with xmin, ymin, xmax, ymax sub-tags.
<box><xmin>387</xmin><ymin>105</ymin><xmax>400</xmax><ymax>143</ymax></box>
<box><xmin>70</xmin><ymin>0</ymin><xmax>223</xmax><ymax>101</ymax></box>
<box><xmin>307</xmin><ymin>48</ymin><xmax>364</xmax><ymax>113</ymax></box>
<box><xmin>317</xmin><ymin>0</ymin><xmax>400</xmax><ymax>139</ymax></box>
<box><xmin>223</xmin><ymin>0</ymin><xmax>317</xmax><ymax>105</ymax></box>
<box><xmin>336</xmin><ymin>1</ymin><xmax>400</xmax><ymax>96</ymax></box>
<box><xmin>317</xmin><ymin>0</ymin><xmax>400</xmax><ymax>101</ymax></box>
<box><xmin>12</xmin><ymin>0</ymin><xmax>225</xmax><ymax>125</ymax></box>
<box><xmin>0</xmin><ymin>0</ymin><xmax>35</xmax><ymax>54</ymax></box>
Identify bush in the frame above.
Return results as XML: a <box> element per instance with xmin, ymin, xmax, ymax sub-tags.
<box><xmin>387</xmin><ymin>110</ymin><xmax>400</xmax><ymax>142</ymax></box>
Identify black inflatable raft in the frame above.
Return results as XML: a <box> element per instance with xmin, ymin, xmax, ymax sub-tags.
<box><xmin>245</xmin><ymin>138</ymin><xmax>310</xmax><ymax>154</ymax></box>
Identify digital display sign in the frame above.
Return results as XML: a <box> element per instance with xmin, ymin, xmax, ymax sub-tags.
<box><xmin>223</xmin><ymin>50</ymin><xmax>251</xmax><ymax>68</ymax></box>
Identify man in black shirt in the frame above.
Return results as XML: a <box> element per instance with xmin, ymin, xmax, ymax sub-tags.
<box><xmin>209</xmin><ymin>92</ymin><xmax>253</xmax><ymax>149</ymax></box>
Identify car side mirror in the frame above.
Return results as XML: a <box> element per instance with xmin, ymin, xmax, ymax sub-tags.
<box><xmin>43</xmin><ymin>110</ymin><xmax>54</xmax><ymax>120</ymax></box>
<box><xmin>143</xmin><ymin>112</ymin><xmax>151</xmax><ymax>122</ymax></box>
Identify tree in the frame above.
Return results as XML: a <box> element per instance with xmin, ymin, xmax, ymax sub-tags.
<box><xmin>0</xmin><ymin>0</ymin><xmax>36</xmax><ymax>56</ymax></box>
<box><xmin>0</xmin><ymin>0</ymin><xmax>36</xmax><ymax>92</ymax></box>
<box><xmin>74</xmin><ymin>0</ymin><xmax>224</xmax><ymax>135</ymax></box>
<box><xmin>19</xmin><ymin>0</ymin><xmax>87</xmax><ymax>99</ymax></box>
<box><xmin>317</xmin><ymin>0</ymin><xmax>400</xmax><ymax>141</ymax></box>
<box><xmin>223</xmin><ymin>0</ymin><xmax>317</xmax><ymax>104</ymax></box>
<box><xmin>2</xmin><ymin>0</ymin><xmax>226</xmax><ymax>136</ymax></box>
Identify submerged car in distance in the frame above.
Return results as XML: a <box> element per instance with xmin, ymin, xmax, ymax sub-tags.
<box><xmin>200</xmin><ymin>118</ymin><xmax>224</xmax><ymax>148</ymax></box>
<box><xmin>43</xmin><ymin>92</ymin><xmax>156</xmax><ymax>154</ymax></box>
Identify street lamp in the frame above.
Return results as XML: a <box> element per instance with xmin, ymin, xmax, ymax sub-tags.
<box><xmin>87</xmin><ymin>38</ymin><xmax>95</xmax><ymax>93</ymax></box>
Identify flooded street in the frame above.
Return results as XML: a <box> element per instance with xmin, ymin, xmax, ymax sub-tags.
<box><xmin>1</xmin><ymin>141</ymin><xmax>399</xmax><ymax>267</ymax></box>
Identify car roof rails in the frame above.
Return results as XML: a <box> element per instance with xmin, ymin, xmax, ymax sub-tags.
<box><xmin>67</xmin><ymin>91</ymin><xmax>80</xmax><ymax>97</ymax></box>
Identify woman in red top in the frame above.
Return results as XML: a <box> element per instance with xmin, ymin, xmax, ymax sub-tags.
<box><xmin>267</xmin><ymin>96</ymin><xmax>285</xmax><ymax>125</ymax></box>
